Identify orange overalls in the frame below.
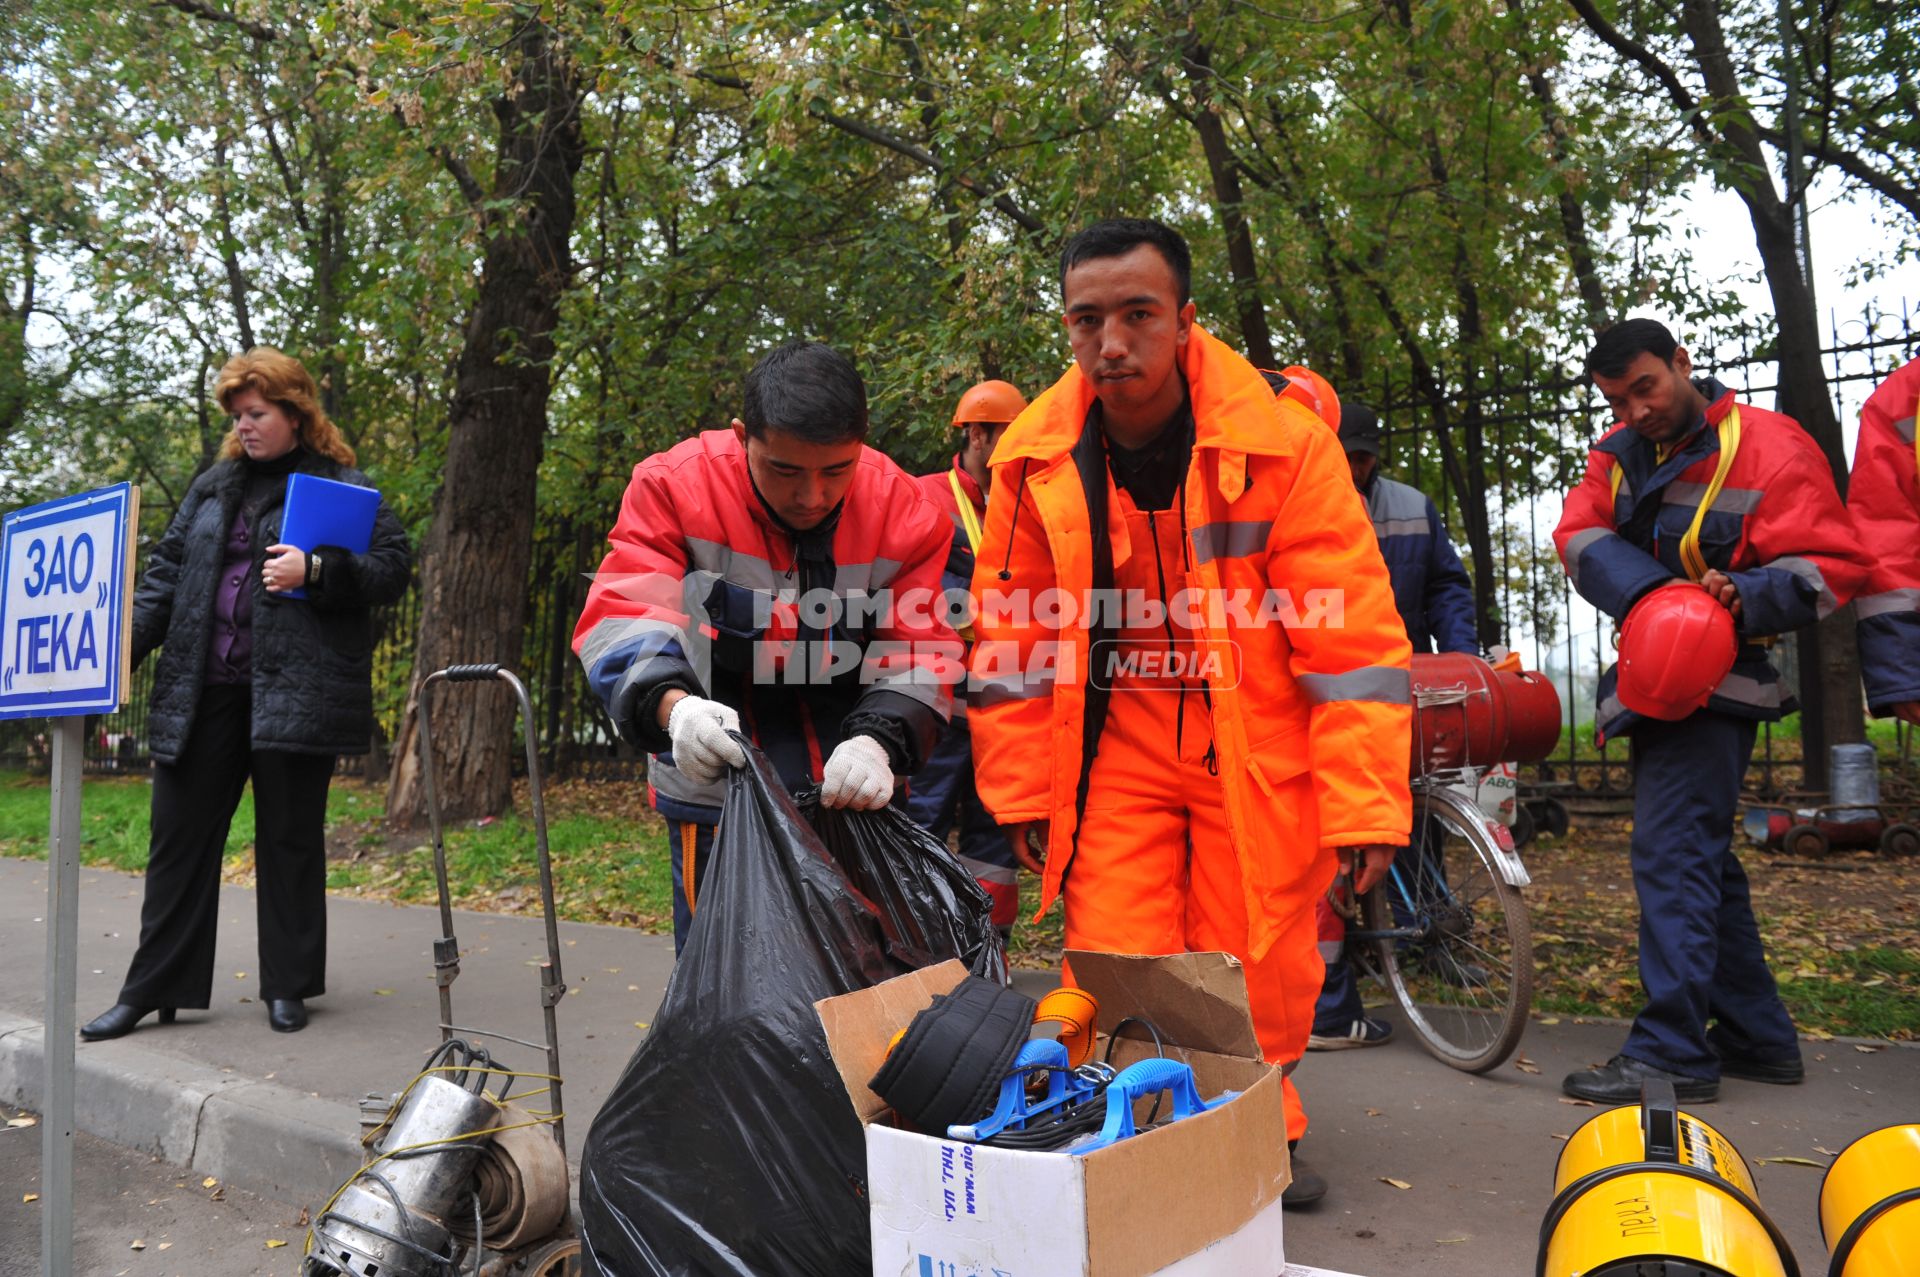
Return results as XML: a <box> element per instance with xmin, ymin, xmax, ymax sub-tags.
<box><xmin>969</xmin><ymin>326</ymin><xmax>1413</xmax><ymax>1142</ymax></box>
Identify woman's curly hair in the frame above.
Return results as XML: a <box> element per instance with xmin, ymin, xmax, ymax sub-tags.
<box><xmin>213</xmin><ymin>347</ymin><xmax>356</xmax><ymax>467</ymax></box>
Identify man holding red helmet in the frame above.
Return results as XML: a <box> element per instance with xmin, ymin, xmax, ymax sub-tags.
<box><xmin>1552</xmin><ymin>318</ymin><xmax>1870</xmax><ymax>1103</ymax></box>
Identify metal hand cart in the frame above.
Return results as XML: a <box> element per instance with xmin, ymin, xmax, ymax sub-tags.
<box><xmin>305</xmin><ymin>664</ymin><xmax>580</xmax><ymax>1276</ymax></box>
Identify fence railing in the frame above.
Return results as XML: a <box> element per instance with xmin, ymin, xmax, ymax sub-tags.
<box><xmin>8</xmin><ymin>301</ymin><xmax>1917</xmax><ymax>807</ymax></box>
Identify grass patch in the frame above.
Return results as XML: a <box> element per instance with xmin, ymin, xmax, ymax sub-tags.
<box><xmin>0</xmin><ymin>769</ymin><xmax>376</xmax><ymax>872</ymax></box>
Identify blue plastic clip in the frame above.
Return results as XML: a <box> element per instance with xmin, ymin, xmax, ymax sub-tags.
<box><xmin>1070</xmin><ymin>1057</ymin><xmax>1234</xmax><ymax>1155</ymax></box>
<box><xmin>946</xmin><ymin>1039</ymin><xmax>1091</xmax><ymax>1141</ymax></box>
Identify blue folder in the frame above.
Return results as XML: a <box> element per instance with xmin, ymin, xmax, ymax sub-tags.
<box><xmin>279</xmin><ymin>472</ymin><xmax>381</xmax><ymax>599</ymax></box>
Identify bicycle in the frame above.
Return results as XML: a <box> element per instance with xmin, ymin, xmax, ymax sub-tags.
<box><xmin>1340</xmin><ymin>770</ymin><xmax>1536</xmax><ymax>1073</ymax></box>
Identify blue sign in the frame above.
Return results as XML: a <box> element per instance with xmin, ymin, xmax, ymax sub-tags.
<box><xmin>0</xmin><ymin>483</ymin><xmax>138</xmax><ymax>720</ymax></box>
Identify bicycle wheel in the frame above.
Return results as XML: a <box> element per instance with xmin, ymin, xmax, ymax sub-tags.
<box><xmin>1363</xmin><ymin>787</ymin><xmax>1533</xmax><ymax>1072</ymax></box>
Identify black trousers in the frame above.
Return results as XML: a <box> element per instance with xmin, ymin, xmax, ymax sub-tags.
<box><xmin>118</xmin><ymin>684</ymin><xmax>336</xmax><ymax>1008</ymax></box>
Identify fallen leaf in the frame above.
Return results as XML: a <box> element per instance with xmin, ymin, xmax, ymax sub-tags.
<box><xmin>1854</xmin><ymin>1044</ymin><xmax>1882</xmax><ymax>1054</ymax></box>
<box><xmin>265</xmin><ymin>1239</ymin><xmax>288</xmax><ymax>1249</ymax></box>
<box><xmin>1365</xmin><ymin>1107</ymin><xmax>1384</xmax><ymax>1117</ymax></box>
<box><xmin>1755</xmin><ymin>1156</ymin><xmax>1825</xmax><ymax>1167</ymax></box>
<box><xmin>1514</xmin><ymin>1057</ymin><xmax>1542</xmax><ymax>1075</ymax></box>
<box><xmin>7</xmin><ymin>1117</ymin><xmax>35</xmax><ymax>1128</ymax></box>
<box><xmin>1862</xmin><ymin>978</ymin><xmax>1886</xmax><ymax>988</ymax></box>
<box><xmin>158</xmin><ymin>1242</ymin><xmax>172</xmax><ymax>1251</ymax></box>
<box><xmin>1380</xmin><ymin>1177</ymin><xmax>1413</xmax><ymax>1190</ymax></box>
<box><xmin>234</xmin><ymin>972</ymin><xmax>246</xmax><ymax>980</ymax></box>
<box><xmin>373</xmin><ymin>989</ymin><xmax>395</xmax><ymax>997</ymax></box>
<box><xmin>1550</xmin><ymin>1133</ymin><xmax>1571</xmax><ymax>1141</ymax></box>
<box><xmin>293</xmin><ymin>1207</ymin><xmax>311</xmax><ymax>1227</ymax></box>
<box><xmin>202</xmin><ymin>1177</ymin><xmax>218</xmax><ymax>1189</ymax></box>
<box><xmin>1559</xmin><ymin>1098</ymin><xmax>1597</xmax><ymax>1107</ymax></box>
<box><xmin>129</xmin><ymin>1240</ymin><xmax>146</xmax><ymax>1251</ymax></box>
<box><xmin>1437</xmin><ymin>1236</ymin><xmax>1470</xmax><ymax>1244</ymax></box>
<box><xmin>634</xmin><ymin>1021</ymin><xmax>649</xmax><ymax>1030</ymax></box>
<box><xmin>627</xmin><ymin>984</ymin><xmax>640</xmax><ymax>992</ymax></box>
<box><xmin>1538</xmin><ymin>1017</ymin><xmax>1561</xmax><ymax>1026</ymax></box>
<box><xmin>22</xmin><ymin>1193</ymin><xmax>38</xmax><ymax>1203</ymax></box>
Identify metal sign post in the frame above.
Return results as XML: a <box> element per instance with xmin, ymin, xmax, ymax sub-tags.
<box><xmin>0</xmin><ymin>482</ymin><xmax>139</xmax><ymax>1277</ymax></box>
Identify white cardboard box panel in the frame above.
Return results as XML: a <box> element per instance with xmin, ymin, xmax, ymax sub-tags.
<box><xmin>827</xmin><ymin>953</ymin><xmax>1291</xmax><ymax>1277</ymax></box>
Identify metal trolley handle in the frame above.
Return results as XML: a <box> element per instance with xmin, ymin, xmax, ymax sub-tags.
<box><xmin>415</xmin><ymin>663</ymin><xmax>568</xmax><ymax>1157</ymax></box>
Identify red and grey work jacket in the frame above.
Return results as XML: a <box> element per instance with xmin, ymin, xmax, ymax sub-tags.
<box><xmin>1554</xmin><ymin>378</ymin><xmax>1871</xmax><ymax>740</ymax></box>
<box><xmin>572</xmin><ymin>430</ymin><xmax>958</xmax><ymax>823</ymax></box>
<box><xmin>1849</xmin><ymin>357</ymin><xmax>1920</xmax><ymax>715</ymax></box>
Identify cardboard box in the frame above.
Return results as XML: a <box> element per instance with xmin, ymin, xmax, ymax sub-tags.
<box><xmin>817</xmin><ymin>951</ymin><xmax>1291</xmax><ymax>1277</ymax></box>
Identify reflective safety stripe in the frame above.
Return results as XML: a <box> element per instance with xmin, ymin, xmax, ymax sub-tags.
<box><xmin>1859</xmin><ymin>587</ymin><xmax>1920</xmax><ymax>619</ymax></box>
<box><xmin>1191</xmin><ymin>519</ymin><xmax>1275</xmax><ymax>564</ymax></box>
<box><xmin>865</xmin><ymin>665</ymin><xmax>947</xmax><ymax>710</ymax></box>
<box><xmin>1373</xmin><ymin>518</ymin><xmax>1428</xmax><ymax>539</ymax></box>
<box><xmin>685</xmin><ymin>535</ymin><xmax>782</xmax><ymax>591</ymax></box>
<box><xmin>972</xmin><ymin>667</ymin><xmax>1056</xmax><ymax>708</ymax></box>
<box><xmin>1662</xmin><ymin>481</ymin><xmax>1763</xmax><ymax>515</ymax></box>
<box><xmin>1299</xmin><ymin>665</ymin><xmax>1412</xmax><ymax>706</ymax></box>
<box><xmin>578</xmin><ymin>615</ymin><xmax>688</xmax><ymax>678</ymax></box>
<box><xmin>1715</xmin><ymin>671</ymin><xmax>1786</xmax><ymax>709</ymax></box>
<box><xmin>1769</xmin><ymin>555</ymin><xmax>1840</xmax><ymax>618</ymax></box>
<box><xmin>1563</xmin><ymin>526</ymin><xmax>1613</xmax><ymax>588</ymax></box>
<box><xmin>1897</xmin><ymin>414</ymin><xmax>1917</xmax><ymax>445</ymax></box>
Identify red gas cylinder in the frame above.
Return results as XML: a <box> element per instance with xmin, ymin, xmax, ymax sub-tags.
<box><xmin>1409</xmin><ymin>652</ymin><xmax>1563</xmax><ymax>775</ymax></box>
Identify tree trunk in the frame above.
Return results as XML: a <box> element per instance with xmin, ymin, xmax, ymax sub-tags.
<box><xmin>384</xmin><ymin>20</ymin><xmax>583</xmax><ymax>825</ymax></box>
<box><xmin>1679</xmin><ymin>0</ymin><xmax>1863</xmax><ymax>779</ymax></box>
<box><xmin>1179</xmin><ymin>38</ymin><xmax>1274</xmax><ymax>370</ymax></box>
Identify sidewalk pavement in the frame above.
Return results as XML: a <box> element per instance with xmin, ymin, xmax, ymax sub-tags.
<box><xmin>3</xmin><ymin>854</ymin><xmax>1914</xmax><ymax>1275</ymax></box>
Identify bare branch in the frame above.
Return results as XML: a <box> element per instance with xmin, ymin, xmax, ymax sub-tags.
<box><xmin>154</xmin><ymin>0</ymin><xmax>282</xmax><ymax>44</ymax></box>
<box><xmin>1565</xmin><ymin>0</ymin><xmax>1713</xmax><ymax>150</ymax></box>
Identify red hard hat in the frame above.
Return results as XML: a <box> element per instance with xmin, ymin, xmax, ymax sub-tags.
<box><xmin>1616</xmin><ymin>582</ymin><xmax>1738</xmax><ymax>721</ymax></box>
<box><xmin>951</xmin><ymin>380</ymin><xmax>1028</xmax><ymax>427</ymax></box>
<box><xmin>1278</xmin><ymin>365</ymin><xmax>1341</xmax><ymax>430</ymax></box>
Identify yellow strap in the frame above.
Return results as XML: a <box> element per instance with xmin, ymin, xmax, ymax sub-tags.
<box><xmin>949</xmin><ymin>468</ymin><xmax>984</xmax><ymax>555</ymax></box>
<box><xmin>1606</xmin><ymin>410</ymin><xmax>1742</xmax><ymax>583</ymax></box>
<box><xmin>1679</xmin><ymin>406</ymin><xmax>1741</xmax><ymax>582</ymax></box>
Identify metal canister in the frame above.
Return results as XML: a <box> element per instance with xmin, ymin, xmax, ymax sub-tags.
<box><xmin>1538</xmin><ymin>1080</ymin><xmax>1798</xmax><ymax>1277</ymax></box>
<box><xmin>1829</xmin><ymin>743</ymin><xmax>1881</xmax><ymax>823</ymax></box>
<box><xmin>1819</xmin><ymin>1123</ymin><xmax>1920</xmax><ymax>1276</ymax></box>
<box><xmin>1410</xmin><ymin>652</ymin><xmax>1563</xmax><ymax>774</ymax></box>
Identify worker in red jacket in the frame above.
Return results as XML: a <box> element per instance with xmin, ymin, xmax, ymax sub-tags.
<box><xmin>1553</xmin><ymin>318</ymin><xmax>1870</xmax><ymax>1104</ymax></box>
<box><xmin>573</xmin><ymin>341</ymin><xmax>960</xmax><ymax>951</ymax></box>
<box><xmin>1848</xmin><ymin>356</ymin><xmax>1920</xmax><ymax>725</ymax></box>
<box><xmin>906</xmin><ymin>380</ymin><xmax>1029</xmax><ymax>937</ymax></box>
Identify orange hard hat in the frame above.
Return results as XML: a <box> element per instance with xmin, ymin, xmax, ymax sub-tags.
<box><xmin>1616</xmin><ymin>581</ymin><xmax>1738</xmax><ymax>721</ymax></box>
<box><xmin>1277</xmin><ymin>365</ymin><xmax>1341</xmax><ymax>430</ymax></box>
<box><xmin>951</xmin><ymin>380</ymin><xmax>1028</xmax><ymax>427</ymax></box>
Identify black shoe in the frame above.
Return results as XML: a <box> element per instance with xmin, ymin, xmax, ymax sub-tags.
<box><xmin>267</xmin><ymin>999</ymin><xmax>308</xmax><ymax>1033</ymax></box>
<box><xmin>1562</xmin><ymin>1054</ymin><xmax>1717</xmax><ymax>1104</ymax></box>
<box><xmin>1282</xmin><ymin>1141</ymin><xmax>1328</xmax><ymax>1209</ymax></box>
<box><xmin>79</xmin><ymin>1005</ymin><xmax>175</xmax><ymax>1042</ymax></box>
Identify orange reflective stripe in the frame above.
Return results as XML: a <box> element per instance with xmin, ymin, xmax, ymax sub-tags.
<box><xmin>681</xmin><ymin>822</ymin><xmax>700</xmax><ymax>914</ymax></box>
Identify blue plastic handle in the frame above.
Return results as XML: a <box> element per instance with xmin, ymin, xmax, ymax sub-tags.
<box><xmin>946</xmin><ymin>1038</ymin><xmax>1076</xmax><ymax>1141</ymax></box>
<box><xmin>1073</xmin><ymin>1058</ymin><xmax>1226</xmax><ymax>1155</ymax></box>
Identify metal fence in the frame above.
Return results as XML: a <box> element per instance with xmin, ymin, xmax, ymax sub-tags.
<box><xmin>8</xmin><ymin>301</ymin><xmax>1919</xmax><ymax>807</ymax></box>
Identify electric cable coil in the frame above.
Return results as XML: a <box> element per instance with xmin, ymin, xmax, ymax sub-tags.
<box><xmin>1538</xmin><ymin>1080</ymin><xmax>1799</xmax><ymax>1277</ymax></box>
<box><xmin>1819</xmin><ymin>1123</ymin><xmax>1920</xmax><ymax>1276</ymax></box>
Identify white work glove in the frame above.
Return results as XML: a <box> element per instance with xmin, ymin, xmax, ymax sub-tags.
<box><xmin>819</xmin><ymin>734</ymin><xmax>895</xmax><ymax>810</ymax></box>
<box><xmin>666</xmin><ymin>695</ymin><xmax>747</xmax><ymax>783</ymax></box>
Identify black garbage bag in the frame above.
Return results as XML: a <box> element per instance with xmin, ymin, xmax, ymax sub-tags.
<box><xmin>579</xmin><ymin>741</ymin><xmax>1004</xmax><ymax>1276</ymax></box>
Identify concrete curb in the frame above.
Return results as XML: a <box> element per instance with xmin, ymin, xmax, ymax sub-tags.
<box><xmin>0</xmin><ymin>1009</ymin><xmax>360</xmax><ymax>1205</ymax></box>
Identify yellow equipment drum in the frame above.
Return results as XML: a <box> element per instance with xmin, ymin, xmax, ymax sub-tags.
<box><xmin>1539</xmin><ymin>1080</ymin><xmax>1799</xmax><ymax>1277</ymax></box>
<box><xmin>1819</xmin><ymin>1123</ymin><xmax>1920</xmax><ymax>1276</ymax></box>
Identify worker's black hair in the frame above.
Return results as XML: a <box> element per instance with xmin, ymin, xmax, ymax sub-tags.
<box><xmin>1059</xmin><ymin>218</ymin><xmax>1193</xmax><ymax>307</ymax></box>
<box><xmin>741</xmin><ymin>340</ymin><xmax>869</xmax><ymax>444</ymax></box>
<box><xmin>1586</xmin><ymin>318</ymin><xmax>1681</xmax><ymax>380</ymax></box>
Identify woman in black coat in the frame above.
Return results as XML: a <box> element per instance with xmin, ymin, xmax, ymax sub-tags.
<box><xmin>82</xmin><ymin>348</ymin><xmax>411</xmax><ymax>1040</ymax></box>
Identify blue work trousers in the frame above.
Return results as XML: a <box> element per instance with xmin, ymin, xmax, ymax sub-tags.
<box><xmin>1622</xmin><ymin>711</ymin><xmax>1798</xmax><ymax>1079</ymax></box>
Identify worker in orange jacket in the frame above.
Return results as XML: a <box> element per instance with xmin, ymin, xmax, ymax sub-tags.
<box><xmin>968</xmin><ymin>219</ymin><xmax>1413</xmax><ymax>1206</ymax></box>
<box><xmin>1849</xmin><ymin>356</ymin><xmax>1920</xmax><ymax>724</ymax></box>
